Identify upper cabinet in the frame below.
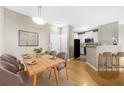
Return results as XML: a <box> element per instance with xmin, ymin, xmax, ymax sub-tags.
<box><xmin>98</xmin><ymin>21</ymin><xmax>119</xmax><ymax>45</ymax></box>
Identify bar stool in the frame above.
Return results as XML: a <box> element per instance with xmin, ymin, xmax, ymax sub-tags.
<box><xmin>112</xmin><ymin>53</ymin><xmax>119</xmax><ymax>71</ymax></box>
<box><xmin>103</xmin><ymin>52</ymin><xmax>113</xmax><ymax>71</ymax></box>
<box><xmin>116</xmin><ymin>52</ymin><xmax>124</xmax><ymax>70</ymax></box>
<box><xmin>98</xmin><ymin>53</ymin><xmax>104</xmax><ymax>72</ymax></box>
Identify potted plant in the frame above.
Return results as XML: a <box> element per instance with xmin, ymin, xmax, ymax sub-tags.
<box><xmin>33</xmin><ymin>47</ymin><xmax>43</xmax><ymax>57</ymax></box>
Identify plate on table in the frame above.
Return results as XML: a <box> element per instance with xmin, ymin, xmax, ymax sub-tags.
<box><xmin>22</xmin><ymin>54</ymin><xmax>31</xmax><ymax>59</ymax></box>
<box><xmin>49</xmin><ymin>56</ymin><xmax>57</xmax><ymax>60</ymax></box>
<box><xmin>27</xmin><ymin>60</ymin><xmax>37</xmax><ymax>65</ymax></box>
<box><xmin>23</xmin><ymin>56</ymin><xmax>31</xmax><ymax>59</ymax></box>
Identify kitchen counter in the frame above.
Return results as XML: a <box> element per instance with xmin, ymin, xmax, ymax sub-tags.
<box><xmin>85</xmin><ymin>45</ymin><xmax>97</xmax><ymax>48</ymax></box>
<box><xmin>80</xmin><ymin>42</ymin><xmax>99</xmax><ymax>47</ymax></box>
<box><xmin>97</xmin><ymin>45</ymin><xmax>121</xmax><ymax>53</ymax></box>
<box><xmin>86</xmin><ymin>46</ymin><xmax>97</xmax><ymax>70</ymax></box>
<box><xmin>86</xmin><ymin>45</ymin><xmax>121</xmax><ymax>71</ymax></box>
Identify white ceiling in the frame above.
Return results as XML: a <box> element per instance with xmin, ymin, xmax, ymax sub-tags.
<box><xmin>4</xmin><ymin>6</ymin><xmax>124</xmax><ymax>31</ymax></box>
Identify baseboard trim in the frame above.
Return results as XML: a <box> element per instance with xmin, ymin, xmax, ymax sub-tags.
<box><xmin>86</xmin><ymin>62</ymin><xmax>98</xmax><ymax>71</ymax></box>
<box><xmin>68</xmin><ymin>57</ymin><xmax>98</xmax><ymax>71</ymax></box>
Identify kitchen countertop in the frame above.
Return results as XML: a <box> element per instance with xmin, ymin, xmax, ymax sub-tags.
<box><xmin>86</xmin><ymin>45</ymin><xmax>121</xmax><ymax>70</ymax></box>
<box><xmin>80</xmin><ymin>42</ymin><xmax>100</xmax><ymax>48</ymax></box>
<box><xmin>85</xmin><ymin>45</ymin><xmax>97</xmax><ymax>48</ymax></box>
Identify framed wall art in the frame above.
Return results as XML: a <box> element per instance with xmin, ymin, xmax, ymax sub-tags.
<box><xmin>18</xmin><ymin>30</ymin><xmax>39</xmax><ymax>46</ymax></box>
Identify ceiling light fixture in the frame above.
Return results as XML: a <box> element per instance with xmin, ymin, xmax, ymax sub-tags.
<box><xmin>56</xmin><ymin>24</ymin><xmax>64</xmax><ymax>28</ymax></box>
<box><xmin>55</xmin><ymin>22</ymin><xmax>65</xmax><ymax>28</ymax></box>
<box><xmin>32</xmin><ymin>6</ymin><xmax>47</xmax><ymax>25</ymax></box>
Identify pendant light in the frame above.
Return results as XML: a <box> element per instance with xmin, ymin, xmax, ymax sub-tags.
<box><xmin>32</xmin><ymin>6</ymin><xmax>47</xmax><ymax>25</ymax></box>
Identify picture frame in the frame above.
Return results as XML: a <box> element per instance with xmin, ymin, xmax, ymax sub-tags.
<box><xmin>18</xmin><ymin>30</ymin><xmax>39</xmax><ymax>46</ymax></box>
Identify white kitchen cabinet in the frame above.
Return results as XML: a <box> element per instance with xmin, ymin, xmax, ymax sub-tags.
<box><xmin>98</xmin><ymin>21</ymin><xmax>119</xmax><ymax>44</ymax></box>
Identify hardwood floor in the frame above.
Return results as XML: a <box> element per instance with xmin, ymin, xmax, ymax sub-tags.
<box><xmin>25</xmin><ymin>58</ymin><xmax>124</xmax><ymax>86</ymax></box>
<box><xmin>68</xmin><ymin>59</ymin><xmax>124</xmax><ymax>86</ymax></box>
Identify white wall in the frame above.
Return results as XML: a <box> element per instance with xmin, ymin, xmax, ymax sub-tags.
<box><xmin>50</xmin><ymin>25</ymin><xmax>72</xmax><ymax>54</ymax></box>
<box><xmin>61</xmin><ymin>25</ymin><xmax>68</xmax><ymax>53</ymax></box>
<box><xmin>50</xmin><ymin>25</ymin><xmax>69</xmax><ymax>53</ymax></box>
<box><xmin>3</xmin><ymin>8</ymin><xmax>52</xmax><ymax>59</ymax></box>
<box><xmin>50</xmin><ymin>25</ymin><xmax>74</xmax><ymax>58</ymax></box>
<box><xmin>68</xmin><ymin>26</ymin><xmax>74</xmax><ymax>58</ymax></box>
<box><xmin>3</xmin><ymin>8</ymin><xmax>73</xmax><ymax>60</ymax></box>
<box><xmin>119</xmin><ymin>24</ymin><xmax>124</xmax><ymax>51</ymax></box>
<box><xmin>50</xmin><ymin>26</ymin><xmax>60</xmax><ymax>52</ymax></box>
<box><xmin>0</xmin><ymin>7</ymin><xmax>4</xmax><ymax>55</ymax></box>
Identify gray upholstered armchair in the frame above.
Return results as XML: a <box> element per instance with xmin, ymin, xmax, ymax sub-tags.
<box><xmin>0</xmin><ymin>53</ymin><xmax>24</xmax><ymax>72</ymax></box>
<box><xmin>45</xmin><ymin>51</ymin><xmax>50</xmax><ymax>54</ymax></box>
<box><xmin>0</xmin><ymin>60</ymin><xmax>28</xmax><ymax>86</ymax></box>
<box><xmin>49</xmin><ymin>51</ymin><xmax>57</xmax><ymax>56</ymax></box>
<box><xmin>49</xmin><ymin>52</ymin><xmax>68</xmax><ymax>80</ymax></box>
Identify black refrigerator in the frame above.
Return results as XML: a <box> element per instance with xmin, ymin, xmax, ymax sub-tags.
<box><xmin>74</xmin><ymin>39</ymin><xmax>80</xmax><ymax>58</ymax></box>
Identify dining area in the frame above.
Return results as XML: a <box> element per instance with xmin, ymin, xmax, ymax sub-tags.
<box><xmin>0</xmin><ymin>50</ymin><xmax>70</xmax><ymax>86</ymax></box>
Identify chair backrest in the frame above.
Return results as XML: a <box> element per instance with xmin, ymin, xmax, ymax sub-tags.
<box><xmin>0</xmin><ymin>60</ymin><xmax>17</xmax><ymax>74</ymax></box>
<box><xmin>57</xmin><ymin>52</ymin><xmax>67</xmax><ymax>66</ymax></box>
<box><xmin>45</xmin><ymin>51</ymin><xmax>50</xmax><ymax>54</ymax></box>
<box><xmin>57</xmin><ymin>52</ymin><xmax>66</xmax><ymax>60</ymax></box>
<box><xmin>50</xmin><ymin>51</ymin><xmax>57</xmax><ymax>56</ymax></box>
<box><xmin>1</xmin><ymin>54</ymin><xmax>18</xmax><ymax>65</ymax></box>
<box><xmin>4</xmin><ymin>53</ymin><xmax>17</xmax><ymax>61</ymax></box>
<box><xmin>1</xmin><ymin>54</ymin><xmax>19</xmax><ymax>72</ymax></box>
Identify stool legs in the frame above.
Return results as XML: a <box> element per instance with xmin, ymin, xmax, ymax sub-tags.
<box><xmin>98</xmin><ymin>54</ymin><xmax>101</xmax><ymax>72</ymax></box>
<box><xmin>117</xmin><ymin>55</ymin><xmax>120</xmax><ymax>71</ymax></box>
<box><xmin>98</xmin><ymin>54</ymin><xmax>103</xmax><ymax>72</ymax></box>
<box><xmin>112</xmin><ymin>54</ymin><xmax>120</xmax><ymax>72</ymax></box>
<box><xmin>98</xmin><ymin>52</ymin><xmax>120</xmax><ymax>72</ymax></box>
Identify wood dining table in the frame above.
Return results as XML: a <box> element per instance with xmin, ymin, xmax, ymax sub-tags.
<box><xmin>22</xmin><ymin>54</ymin><xmax>65</xmax><ymax>86</ymax></box>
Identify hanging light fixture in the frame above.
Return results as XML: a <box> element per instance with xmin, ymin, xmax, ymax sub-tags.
<box><xmin>32</xmin><ymin>6</ymin><xmax>47</xmax><ymax>25</ymax></box>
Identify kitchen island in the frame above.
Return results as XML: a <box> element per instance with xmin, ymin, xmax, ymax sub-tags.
<box><xmin>86</xmin><ymin>45</ymin><xmax>121</xmax><ymax>71</ymax></box>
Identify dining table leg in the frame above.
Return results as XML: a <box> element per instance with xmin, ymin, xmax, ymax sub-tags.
<box><xmin>32</xmin><ymin>74</ymin><xmax>37</xmax><ymax>86</ymax></box>
<box><xmin>53</xmin><ymin>66</ymin><xmax>59</xmax><ymax>86</ymax></box>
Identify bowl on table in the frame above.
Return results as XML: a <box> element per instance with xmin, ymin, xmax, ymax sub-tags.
<box><xmin>49</xmin><ymin>56</ymin><xmax>57</xmax><ymax>60</ymax></box>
